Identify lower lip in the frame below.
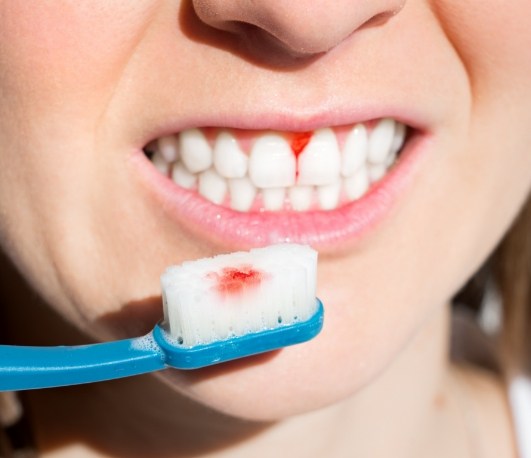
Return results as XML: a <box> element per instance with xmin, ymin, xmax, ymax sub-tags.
<box><xmin>131</xmin><ymin>132</ymin><xmax>431</xmax><ymax>251</ymax></box>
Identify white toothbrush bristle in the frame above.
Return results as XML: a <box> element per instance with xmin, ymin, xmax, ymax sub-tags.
<box><xmin>160</xmin><ymin>244</ymin><xmax>318</xmax><ymax>347</ymax></box>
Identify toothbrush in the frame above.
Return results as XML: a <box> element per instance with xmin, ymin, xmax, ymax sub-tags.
<box><xmin>0</xmin><ymin>244</ymin><xmax>323</xmax><ymax>391</ymax></box>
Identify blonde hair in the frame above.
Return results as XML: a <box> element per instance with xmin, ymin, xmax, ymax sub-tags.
<box><xmin>494</xmin><ymin>194</ymin><xmax>531</xmax><ymax>373</ymax></box>
<box><xmin>452</xmin><ymin>194</ymin><xmax>531</xmax><ymax>374</ymax></box>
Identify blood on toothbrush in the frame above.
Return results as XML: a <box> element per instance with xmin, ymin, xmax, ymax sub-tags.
<box><xmin>209</xmin><ymin>265</ymin><xmax>267</xmax><ymax>297</ymax></box>
<box><xmin>291</xmin><ymin>132</ymin><xmax>312</xmax><ymax>179</ymax></box>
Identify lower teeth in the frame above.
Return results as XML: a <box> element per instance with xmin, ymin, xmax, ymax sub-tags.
<box><xmin>144</xmin><ymin>151</ymin><xmax>402</xmax><ymax>212</ymax></box>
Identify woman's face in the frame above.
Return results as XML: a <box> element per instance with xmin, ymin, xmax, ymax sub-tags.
<box><xmin>1</xmin><ymin>1</ymin><xmax>530</xmax><ymax>420</ymax></box>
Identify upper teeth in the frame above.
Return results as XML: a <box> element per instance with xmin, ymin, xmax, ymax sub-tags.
<box><xmin>249</xmin><ymin>133</ymin><xmax>296</xmax><ymax>188</ymax></box>
<box><xmin>297</xmin><ymin>128</ymin><xmax>341</xmax><ymax>186</ymax></box>
<box><xmin>213</xmin><ymin>131</ymin><xmax>248</xmax><ymax>179</ymax></box>
<box><xmin>146</xmin><ymin>119</ymin><xmax>407</xmax><ymax>212</ymax></box>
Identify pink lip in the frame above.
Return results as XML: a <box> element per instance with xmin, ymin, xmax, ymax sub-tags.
<box><xmin>131</xmin><ymin>125</ymin><xmax>432</xmax><ymax>251</ymax></box>
<box><xmin>132</xmin><ymin>102</ymin><xmax>433</xmax><ymax>149</ymax></box>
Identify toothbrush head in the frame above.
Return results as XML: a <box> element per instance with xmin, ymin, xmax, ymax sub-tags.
<box><xmin>157</xmin><ymin>244</ymin><xmax>323</xmax><ymax>369</ymax></box>
<box><xmin>153</xmin><ymin>299</ymin><xmax>323</xmax><ymax>369</ymax></box>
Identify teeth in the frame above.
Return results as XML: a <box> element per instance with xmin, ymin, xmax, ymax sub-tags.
<box><xmin>214</xmin><ymin>131</ymin><xmax>248</xmax><ymax>178</ymax></box>
<box><xmin>262</xmin><ymin>188</ymin><xmax>285</xmax><ymax>211</ymax></box>
<box><xmin>385</xmin><ymin>152</ymin><xmax>397</xmax><ymax>168</ymax></box>
<box><xmin>289</xmin><ymin>186</ymin><xmax>313</xmax><ymax>212</ymax></box>
<box><xmin>148</xmin><ymin>120</ymin><xmax>408</xmax><ymax>212</ymax></box>
<box><xmin>368</xmin><ymin>118</ymin><xmax>395</xmax><ymax>164</ymax></box>
<box><xmin>249</xmin><ymin>134</ymin><xmax>296</xmax><ymax>188</ymax></box>
<box><xmin>341</xmin><ymin>124</ymin><xmax>368</xmax><ymax>177</ymax></box>
<box><xmin>179</xmin><ymin>128</ymin><xmax>213</xmax><ymax>173</ymax></box>
<box><xmin>344</xmin><ymin>167</ymin><xmax>369</xmax><ymax>200</ymax></box>
<box><xmin>158</xmin><ymin>135</ymin><xmax>180</xmax><ymax>163</ymax></box>
<box><xmin>390</xmin><ymin>122</ymin><xmax>407</xmax><ymax>156</ymax></box>
<box><xmin>368</xmin><ymin>164</ymin><xmax>387</xmax><ymax>182</ymax></box>
<box><xmin>151</xmin><ymin>151</ymin><xmax>170</xmax><ymax>175</ymax></box>
<box><xmin>198</xmin><ymin>168</ymin><xmax>227</xmax><ymax>204</ymax></box>
<box><xmin>297</xmin><ymin>128</ymin><xmax>341</xmax><ymax>186</ymax></box>
<box><xmin>317</xmin><ymin>182</ymin><xmax>341</xmax><ymax>210</ymax></box>
<box><xmin>229</xmin><ymin>177</ymin><xmax>257</xmax><ymax>212</ymax></box>
<box><xmin>385</xmin><ymin>122</ymin><xmax>407</xmax><ymax>168</ymax></box>
<box><xmin>171</xmin><ymin>162</ymin><xmax>197</xmax><ymax>189</ymax></box>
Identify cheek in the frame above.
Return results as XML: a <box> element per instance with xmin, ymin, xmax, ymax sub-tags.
<box><xmin>0</xmin><ymin>2</ymin><xmax>158</xmax><ymax>103</ymax></box>
<box><xmin>433</xmin><ymin>0</ymin><xmax>531</xmax><ymax>93</ymax></box>
<box><xmin>0</xmin><ymin>1</ymin><xmax>161</xmax><ymax>326</ymax></box>
<box><xmin>429</xmin><ymin>0</ymin><xmax>531</xmax><ymax>267</ymax></box>
<box><xmin>0</xmin><ymin>1</ymin><xmax>160</xmax><ymax>208</ymax></box>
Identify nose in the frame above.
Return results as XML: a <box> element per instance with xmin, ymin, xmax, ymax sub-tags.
<box><xmin>191</xmin><ymin>0</ymin><xmax>405</xmax><ymax>57</ymax></box>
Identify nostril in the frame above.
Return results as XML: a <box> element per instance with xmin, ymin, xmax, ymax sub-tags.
<box><xmin>235</xmin><ymin>23</ymin><xmax>326</xmax><ymax>61</ymax></box>
<box><xmin>359</xmin><ymin>10</ymin><xmax>399</xmax><ymax>30</ymax></box>
<box><xmin>190</xmin><ymin>0</ymin><xmax>407</xmax><ymax>61</ymax></box>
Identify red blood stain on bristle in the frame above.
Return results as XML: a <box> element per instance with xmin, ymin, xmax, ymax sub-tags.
<box><xmin>291</xmin><ymin>132</ymin><xmax>312</xmax><ymax>180</ymax></box>
<box><xmin>208</xmin><ymin>264</ymin><xmax>266</xmax><ymax>297</ymax></box>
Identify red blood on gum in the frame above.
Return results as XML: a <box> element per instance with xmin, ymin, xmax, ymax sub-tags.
<box><xmin>290</xmin><ymin>132</ymin><xmax>312</xmax><ymax>180</ymax></box>
<box><xmin>290</xmin><ymin>132</ymin><xmax>312</xmax><ymax>158</ymax></box>
<box><xmin>208</xmin><ymin>265</ymin><xmax>267</xmax><ymax>297</ymax></box>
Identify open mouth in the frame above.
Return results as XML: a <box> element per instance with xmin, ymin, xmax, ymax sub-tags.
<box><xmin>143</xmin><ymin>119</ymin><xmax>408</xmax><ymax>213</ymax></box>
<box><xmin>135</xmin><ymin>115</ymin><xmax>426</xmax><ymax>249</ymax></box>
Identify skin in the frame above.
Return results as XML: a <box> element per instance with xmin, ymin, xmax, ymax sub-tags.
<box><xmin>0</xmin><ymin>0</ymin><xmax>530</xmax><ymax>456</ymax></box>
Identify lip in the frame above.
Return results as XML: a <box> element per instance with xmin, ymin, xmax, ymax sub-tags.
<box><xmin>131</xmin><ymin>101</ymin><xmax>434</xmax><ymax>149</ymax></box>
<box><xmin>130</xmin><ymin>114</ymin><xmax>432</xmax><ymax>252</ymax></box>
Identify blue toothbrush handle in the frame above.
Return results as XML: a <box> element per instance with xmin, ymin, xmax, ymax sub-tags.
<box><xmin>0</xmin><ymin>300</ymin><xmax>325</xmax><ymax>391</ymax></box>
<box><xmin>0</xmin><ymin>336</ymin><xmax>166</xmax><ymax>391</ymax></box>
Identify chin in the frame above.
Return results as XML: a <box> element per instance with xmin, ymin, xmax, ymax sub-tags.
<box><xmin>150</xmin><ymin>290</ymin><xmax>422</xmax><ymax>422</ymax></box>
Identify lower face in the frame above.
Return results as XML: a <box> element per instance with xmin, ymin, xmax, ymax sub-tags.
<box><xmin>0</xmin><ymin>1</ymin><xmax>530</xmax><ymax>420</ymax></box>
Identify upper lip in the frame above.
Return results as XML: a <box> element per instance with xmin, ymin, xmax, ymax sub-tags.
<box><xmin>136</xmin><ymin>103</ymin><xmax>430</xmax><ymax>150</ymax></box>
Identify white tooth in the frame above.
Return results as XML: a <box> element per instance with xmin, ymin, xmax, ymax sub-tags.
<box><xmin>386</xmin><ymin>151</ymin><xmax>397</xmax><ymax>168</ymax></box>
<box><xmin>341</xmin><ymin>124</ymin><xmax>368</xmax><ymax>177</ymax></box>
<box><xmin>171</xmin><ymin>162</ymin><xmax>197</xmax><ymax>189</ymax></box>
<box><xmin>229</xmin><ymin>177</ymin><xmax>257</xmax><ymax>212</ymax></box>
<box><xmin>158</xmin><ymin>135</ymin><xmax>180</xmax><ymax>163</ymax></box>
<box><xmin>179</xmin><ymin>128</ymin><xmax>213</xmax><ymax>173</ymax></box>
<box><xmin>298</xmin><ymin>128</ymin><xmax>340</xmax><ymax>186</ymax></box>
<box><xmin>317</xmin><ymin>182</ymin><xmax>341</xmax><ymax>210</ymax></box>
<box><xmin>213</xmin><ymin>131</ymin><xmax>248</xmax><ymax>178</ymax></box>
<box><xmin>384</xmin><ymin>122</ymin><xmax>406</xmax><ymax>168</ymax></box>
<box><xmin>262</xmin><ymin>188</ymin><xmax>285</xmax><ymax>211</ymax></box>
<box><xmin>368</xmin><ymin>164</ymin><xmax>387</xmax><ymax>182</ymax></box>
<box><xmin>368</xmin><ymin>118</ymin><xmax>395</xmax><ymax>164</ymax></box>
<box><xmin>344</xmin><ymin>167</ymin><xmax>369</xmax><ymax>200</ymax></box>
<box><xmin>289</xmin><ymin>186</ymin><xmax>313</xmax><ymax>211</ymax></box>
<box><xmin>151</xmin><ymin>151</ymin><xmax>170</xmax><ymax>175</ymax></box>
<box><xmin>390</xmin><ymin>122</ymin><xmax>406</xmax><ymax>156</ymax></box>
<box><xmin>198</xmin><ymin>168</ymin><xmax>227</xmax><ymax>205</ymax></box>
<box><xmin>249</xmin><ymin>134</ymin><xmax>296</xmax><ymax>188</ymax></box>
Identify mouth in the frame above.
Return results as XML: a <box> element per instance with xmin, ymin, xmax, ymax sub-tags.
<box><xmin>135</xmin><ymin>117</ymin><xmax>428</xmax><ymax>249</ymax></box>
<box><xmin>144</xmin><ymin>119</ymin><xmax>406</xmax><ymax>211</ymax></box>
